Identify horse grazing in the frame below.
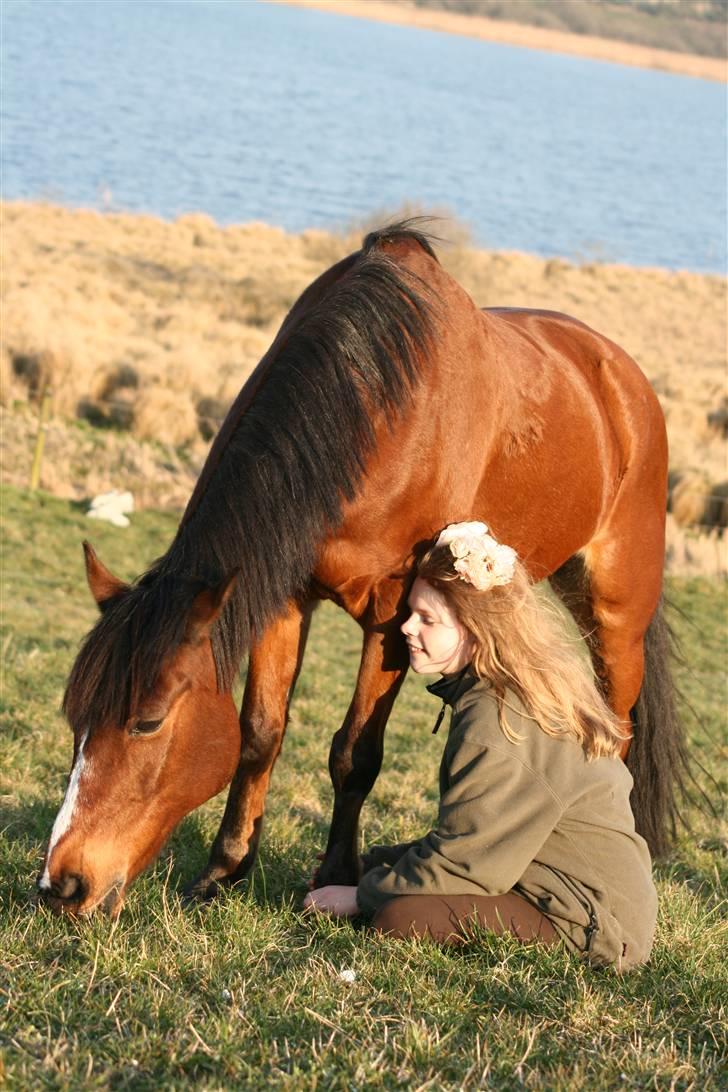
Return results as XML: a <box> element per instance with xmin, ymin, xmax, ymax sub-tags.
<box><xmin>38</xmin><ymin>222</ymin><xmax>684</xmax><ymax>916</ymax></box>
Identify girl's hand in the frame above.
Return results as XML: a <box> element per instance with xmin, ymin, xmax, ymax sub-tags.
<box><xmin>302</xmin><ymin>885</ymin><xmax>359</xmax><ymax>917</ymax></box>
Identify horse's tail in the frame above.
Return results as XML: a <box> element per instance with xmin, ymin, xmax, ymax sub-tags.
<box><xmin>627</xmin><ymin>596</ymin><xmax>688</xmax><ymax>858</ymax></box>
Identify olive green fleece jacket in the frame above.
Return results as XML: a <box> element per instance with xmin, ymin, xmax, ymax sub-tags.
<box><xmin>357</xmin><ymin>671</ymin><xmax>657</xmax><ymax>969</ymax></box>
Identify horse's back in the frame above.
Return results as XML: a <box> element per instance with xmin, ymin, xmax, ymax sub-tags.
<box><xmin>483</xmin><ymin>306</ymin><xmax>644</xmax><ymax>379</ymax></box>
<box><xmin>480</xmin><ymin>305</ymin><xmax>665</xmax><ymax>458</ymax></box>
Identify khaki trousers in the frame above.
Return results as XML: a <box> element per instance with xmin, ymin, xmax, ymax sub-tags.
<box><xmin>371</xmin><ymin>891</ymin><xmax>558</xmax><ymax>946</ymax></box>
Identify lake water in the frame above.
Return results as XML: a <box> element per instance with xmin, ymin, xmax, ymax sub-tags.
<box><xmin>1</xmin><ymin>0</ymin><xmax>726</xmax><ymax>272</ymax></box>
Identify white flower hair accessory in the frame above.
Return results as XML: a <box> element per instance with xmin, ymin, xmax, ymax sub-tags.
<box><xmin>435</xmin><ymin>521</ymin><xmax>517</xmax><ymax>592</ymax></box>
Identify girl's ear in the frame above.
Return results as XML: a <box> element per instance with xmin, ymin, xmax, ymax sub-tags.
<box><xmin>83</xmin><ymin>541</ymin><xmax>128</xmax><ymax>609</ymax></box>
<box><xmin>186</xmin><ymin>572</ymin><xmax>240</xmax><ymax>641</ymax></box>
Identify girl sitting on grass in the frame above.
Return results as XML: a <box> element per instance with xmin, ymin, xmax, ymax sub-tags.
<box><xmin>304</xmin><ymin>521</ymin><xmax>657</xmax><ymax>970</ymax></box>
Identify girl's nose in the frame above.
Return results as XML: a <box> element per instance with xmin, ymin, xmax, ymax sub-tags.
<box><xmin>401</xmin><ymin>614</ymin><xmax>415</xmax><ymax>636</ymax></box>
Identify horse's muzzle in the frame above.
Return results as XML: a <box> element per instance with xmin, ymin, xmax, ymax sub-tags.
<box><xmin>37</xmin><ymin>870</ymin><xmax>88</xmax><ymax>911</ymax></box>
<box><xmin>36</xmin><ymin>870</ymin><xmax>125</xmax><ymax>916</ymax></box>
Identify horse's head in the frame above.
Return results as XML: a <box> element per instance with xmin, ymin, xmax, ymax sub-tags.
<box><xmin>37</xmin><ymin>544</ymin><xmax>241</xmax><ymax>916</ymax></box>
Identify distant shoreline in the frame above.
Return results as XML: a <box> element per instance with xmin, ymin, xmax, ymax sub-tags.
<box><xmin>277</xmin><ymin>0</ymin><xmax>727</xmax><ymax>83</ymax></box>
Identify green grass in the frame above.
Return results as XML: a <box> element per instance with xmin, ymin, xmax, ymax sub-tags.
<box><xmin>1</xmin><ymin>484</ymin><xmax>726</xmax><ymax>1090</ymax></box>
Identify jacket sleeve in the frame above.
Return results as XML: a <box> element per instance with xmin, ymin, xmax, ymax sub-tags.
<box><xmin>357</xmin><ymin>733</ymin><xmax>564</xmax><ymax>917</ymax></box>
<box><xmin>360</xmin><ymin>842</ymin><xmax>421</xmax><ymax>873</ymax></box>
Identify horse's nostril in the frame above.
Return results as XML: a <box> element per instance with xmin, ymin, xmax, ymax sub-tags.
<box><xmin>60</xmin><ymin>873</ymin><xmax>83</xmax><ymax>900</ymax></box>
<box><xmin>60</xmin><ymin>873</ymin><xmax>87</xmax><ymax>902</ymax></box>
<box><xmin>43</xmin><ymin>873</ymin><xmax>87</xmax><ymax>904</ymax></box>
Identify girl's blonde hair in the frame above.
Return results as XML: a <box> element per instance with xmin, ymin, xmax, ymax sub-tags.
<box><xmin>417</xmin><ymin>542</ymin><xmax>627</xmax><ymax>760</ymax></box>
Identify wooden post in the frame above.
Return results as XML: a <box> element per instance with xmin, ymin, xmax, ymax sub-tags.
<box><xmin>30</xmin><ymin>385</ymin><xmax>52</xmax><ymax>492</ymax></box>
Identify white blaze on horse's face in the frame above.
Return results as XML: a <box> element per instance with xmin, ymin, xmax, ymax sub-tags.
<box><xmin>39</xmin><ymin>729</ymin><xmax>91</xmax><ymax>893</ymax></box>
<box><xmin>38</xmin><ymin>546</ymin><xmax>241</xmax><ymax>916</ymax></box>
<box><xmin>39</xmin><ymin>718</ymin><xmax>154</xmax><ymax>915</ymax></box>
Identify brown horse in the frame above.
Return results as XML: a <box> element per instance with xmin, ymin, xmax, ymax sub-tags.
<box><xmin>38</xmin><ymin>222</ymin><xmax>684</xmax><ymax>916</ymax></box>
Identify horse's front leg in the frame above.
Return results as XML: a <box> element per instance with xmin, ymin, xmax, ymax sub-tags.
<box><xmin>186</xmin><ymin>598</ymin><xmax>314</xmax><ymax>899</ymax></box>
<box><xmin>315</xmin><ymin>580</ymin><xmax>410</xmax><ymax>888</ymax></box>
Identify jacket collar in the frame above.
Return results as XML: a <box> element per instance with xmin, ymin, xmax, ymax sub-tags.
<box><xmin>426</xmin><ymin>665</ymin><xmax>479</xmax><ymax>707</ymax></box>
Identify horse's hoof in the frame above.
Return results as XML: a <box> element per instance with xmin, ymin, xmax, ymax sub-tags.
<box><xmin>182</xmin><ymin>873</ymin><xmax>222</xmax><ymax>903</ymax></box>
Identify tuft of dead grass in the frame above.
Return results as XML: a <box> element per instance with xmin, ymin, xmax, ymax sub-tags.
<box><xmin>665</xmin><ymin>514</ymin><xmax>727</xmax><ymax>578</ymax></box>
<box><xmin>670</xmin><ymin>470</ymin><xmax>712</xmax><ymax>528</ymax></box>
<box><xmin>133</xmin><ymin>386</ymin><xmax>199</xmax><ymax>447</ymax></box>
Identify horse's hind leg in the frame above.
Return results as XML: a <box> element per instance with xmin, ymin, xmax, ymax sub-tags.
<box><xmin>551</xmin><ymin>511</ymin><xmax>663</xmax><ymax>736</ymax></box>
<box><xmin>551</xmin><ymin>491</ymin><xmax>682</xmax><ymax>856</ymax></box>
<box><xmin>186</xmin><ymin>598</ymin><xmax>314</xmax><ymax>899</ymax></box>
<box><xmin>580</xmin><ymin>511</ymin><xmax>666</xmax><ymax>733</ymax></box>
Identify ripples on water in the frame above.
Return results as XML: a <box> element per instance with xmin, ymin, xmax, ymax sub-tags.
<box><xmin>1</xmin><ymin>0</ymin><xmax>725</xmax><ymax>271</ymax></box>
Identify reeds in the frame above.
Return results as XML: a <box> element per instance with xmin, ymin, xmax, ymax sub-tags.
<box><xmin>2</xmin><ymin>200</ymin><xmax>725</xmax><ymax>491</ymax></box>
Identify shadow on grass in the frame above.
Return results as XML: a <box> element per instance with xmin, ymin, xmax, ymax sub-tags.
<box><xmin>283</xmin><ymin>803</ymin><xmax>332</xmax><ymax>843</ymax></box>
<box><xmin>653</xmin><ymin>848</ymin><xmax>727</xmax><ymax>912</ymax></box>
<box><xmin>0</xmin><ymin>797</ymin><xmax>58</xmax><ymax>845</ymax></box>
<box><xmin>158</xmin><ymin>810</ymin><xmax>218</xmax><ymax>885</ymax></box>
<box><xmin>146</xmin><ymin>815</ymin><xmax>325</xmax><ymax>914</ymax></box>
<box><xmin>0</xmin><ymin>798</ymin><xmax>56</xmax><ymax>908</ymax></box>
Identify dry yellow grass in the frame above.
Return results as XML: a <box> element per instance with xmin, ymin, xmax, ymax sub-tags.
<box><xmin>278</xmin><ymin>0</ymin><xmax>727</xmax><ymax>83</ymax></box>
<box><xmin>1</xmin><ymin>201</ymin><xmax>350</xmax><ymax>440</ymax></box>
<box><xmin>1</xmin><ymin>200</ymin><xmax>725</xmax><ymax>513</ymax></box>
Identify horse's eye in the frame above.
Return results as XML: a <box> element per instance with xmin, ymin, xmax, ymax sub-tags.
<box><xmin>133</xmin><ymin>718</ymin><xmax>163</xmax><ymax>736</ymax></box>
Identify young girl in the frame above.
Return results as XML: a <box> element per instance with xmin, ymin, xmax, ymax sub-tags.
<box><xmin>304</xmin><ymin>522</ymin><xmax>657</xmax><ymax>969</ymax></box>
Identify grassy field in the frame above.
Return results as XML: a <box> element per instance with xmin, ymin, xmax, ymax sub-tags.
<box><xmin>1</xmin><ymin>483</ymin><xmax>726</xmax><ymax>1089</ymax></box>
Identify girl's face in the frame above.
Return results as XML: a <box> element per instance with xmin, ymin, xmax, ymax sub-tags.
<box><xmin>401</xmin><ymin>577</ymin><xmax>474</xmax><ymax>675</ymax></box>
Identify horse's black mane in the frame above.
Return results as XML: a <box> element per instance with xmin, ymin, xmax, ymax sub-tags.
<box><xmin>64</xmin><ymin>221</ymin><xmax>439</xmax><ymax>731</ymax></box>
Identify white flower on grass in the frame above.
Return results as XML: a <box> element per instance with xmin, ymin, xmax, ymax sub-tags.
<box><xmin>221</xmin><ymin>988</ymin><xmax>232</xmax><ymax>1002</ymax></box>
<box><xmin>338</xmin><ymin>968</ymin><xmax>357</xmax><ymax>984</ymax></box>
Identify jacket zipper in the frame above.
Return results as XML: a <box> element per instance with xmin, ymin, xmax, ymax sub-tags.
<box><xmin>432</xmin><ymin>702</ymin><xmax>447</xmax><ymax>735</ymax></box>
<box><xmin>543</xmin><ymin>864</ymin><xmax>600</xmax><ymax>953</ymax></box>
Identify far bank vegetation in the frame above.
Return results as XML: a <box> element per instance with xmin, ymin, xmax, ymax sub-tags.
<box><xmin>1</xmin><ymin>201</ymin><xmax>726</xmax><ymax>562</ymax></box>
<box><xmin>414</xmin><ymin>0</ymin><xmax>728</xmax><ymax>59</ymax></box>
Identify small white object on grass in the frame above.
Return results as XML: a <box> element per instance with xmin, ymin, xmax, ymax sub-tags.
<box><xmin>87</xmin><ymin>490</ymin><xmax>134</xmax><ymax>528</ymax></box>
<box><xmin>338</xmin><ymin>968</ymin><xmax>356</xmax><ymax>984</ymax></box>
<box><xmin>221</xmin><ymin>988</ymin><xmax>232</xmax><ymax>1002</ymax></box>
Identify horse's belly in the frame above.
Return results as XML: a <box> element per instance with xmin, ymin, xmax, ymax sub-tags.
<box><xmin>474</xmin><ymin>438</ymin><xmax>608</xmax><ymax>578</ymax></box>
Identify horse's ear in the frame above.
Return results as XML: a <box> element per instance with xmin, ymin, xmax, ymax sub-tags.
<box><xmin>83</xmin><ymin>541</ymin><xmax>128</xmax><ymax>609</ymax></box>
<box><xmin>186</xmin><ymin>572</ymin><xmax>239</xmax><ymax>640</ymax></box>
